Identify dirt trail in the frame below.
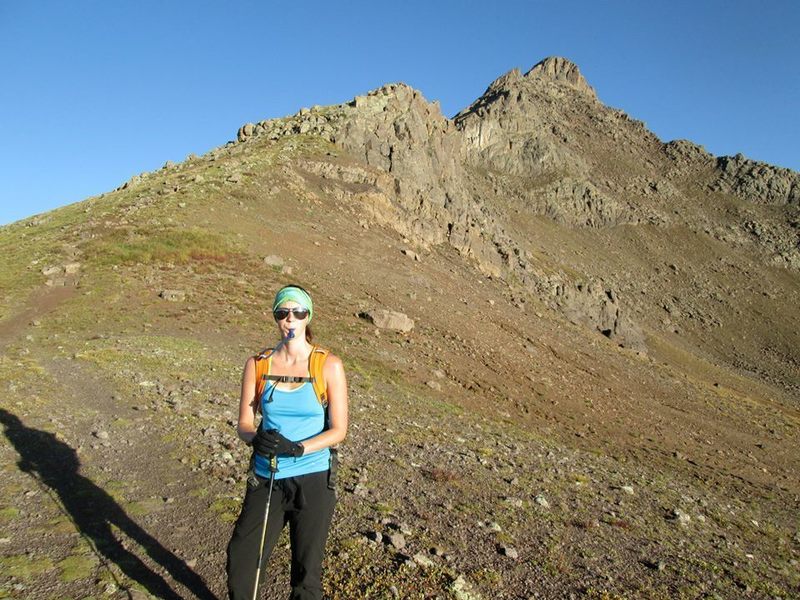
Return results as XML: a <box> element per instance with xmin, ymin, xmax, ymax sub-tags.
<box><xmin>0</xmin><ymin>284</ymin><xmax>76</xmax><ymax>352</ymax></box>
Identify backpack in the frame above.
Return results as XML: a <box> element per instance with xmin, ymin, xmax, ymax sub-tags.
<box><xmin>251</xmin><ymin>344</ymin><xmax>338</xmax><ymax>490</ymax></box>
<box><xmin>254</xmin><ymin>344</ymin><xmax>330</xmax><ymax>407</ymax></box>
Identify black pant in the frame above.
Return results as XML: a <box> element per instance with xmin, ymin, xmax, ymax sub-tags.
<box><xmin>226</xmin><ymin>469</ymin><xmax>336</xmax><ymax>600</ymax></box>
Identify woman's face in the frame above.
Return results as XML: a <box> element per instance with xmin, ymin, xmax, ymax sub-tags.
<box><xmin>273</xmin><ymin>300</ymin><xmax>309</xmax><ymax>339</ymax></box>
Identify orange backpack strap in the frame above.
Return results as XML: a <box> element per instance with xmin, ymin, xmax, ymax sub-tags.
<box><xmin>253</xmin><ymin>348</ymin><xmax>273</xmax><ymax>407</ymax></box>
<box><xmin>308</xmin><ymin>345</ymin><xmax>330</xmax><ymax>406</ymax></box>
<box><xmin>254</xmin><ymin>346</ymin><xmax>328</xmax><ymax>406</ymax></box>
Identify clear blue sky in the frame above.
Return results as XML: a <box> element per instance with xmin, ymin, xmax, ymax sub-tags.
<box><xmin>1</xmin><ymin>0</ymin><xmax>798</xmax><ymax>226</ymax></box>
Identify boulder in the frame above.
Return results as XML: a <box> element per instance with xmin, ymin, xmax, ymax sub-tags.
<box><xmin>549</xmin><ymin>279</ymin><xmax>646</xmax><ymax>352</ymax></box>
<box><xmin>159</xmin><ymin>290</ymin><xmax>186</xmax><ymax>302</ymax></box>
<box><xmin>237</xmin><ymin>123</ymin><xmax>255</xmax><ymax>142</ymax></box>
<box><xmin>450</xmin><ymin>575</ymin><xmax>482</xmax><ymax>600</ymax></box>
<box><xmin>263</xmin><ymin>255</ymin><xmax>284</xmax><ymax>268</ymax></box>
<box><xmin>360</xmin><ymin>309</ymin><xmax>414</xmax><ymax>333</ymax></box>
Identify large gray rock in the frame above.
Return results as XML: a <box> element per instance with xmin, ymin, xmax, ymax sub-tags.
<box><xmin>263</xmin><ymin>255</ymin><xmax>284</xmax><ymax>268</ymax></box>
<box><xmin>450</xmin><ymin>575</ymin><xmax>482</xmax><ymax>600</ymax></box>
<box><xmin>387</xmin><ymin>532</ymin><xmax>406</xmax><ymax>549</ymax></box>
<box><xmin>159</xmin><ymin>290</ymin><xmax>186</xmax><ymax>302</ymax></box>
<box><xmin>552</xmin><ymin>280</ymin><xmax>646</xmax><ymax>352</ymax></box>
<box><xmin>361</xmin><ymin>309</ymin><xmax>414</xmax><ymax>333</ymax></box>
<box><xmin>41</xmin><ymin>265</ymin><xmax>62</xmax><ymax>276</ymax></box>
<box><xmin>237</xmin><ymin>123</ymin><xmax>255</xmax><ymax>142</ymax></box>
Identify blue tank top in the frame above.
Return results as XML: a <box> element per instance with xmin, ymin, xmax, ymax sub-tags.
<box><xmin>253</xmin><ymin>357</ymin><xmax>330</xmax><ymax>480</ymax></box>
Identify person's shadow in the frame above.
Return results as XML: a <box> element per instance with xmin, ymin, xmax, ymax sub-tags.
<box><xmin>0</xmin><ymin>408</ymin><xmax>217</xmax><ymax>600</ymax></box>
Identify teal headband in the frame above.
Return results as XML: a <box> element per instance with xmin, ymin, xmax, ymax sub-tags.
<box><xmin>272</xmin><ymin>286</ymin><xmax>313</xmax><ymax>323</ymax></box>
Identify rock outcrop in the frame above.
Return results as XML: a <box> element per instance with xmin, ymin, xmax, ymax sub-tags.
<box><xmin>553</xmin><ymin>281</ymin><xmax>646</xmax><ymax>352</ymax></box>
<box><xmin>712</xmin><ymin>153</ymin><xmax>800</xmax><ymax>206</ymax></box>
<box><xmin>525</xmin><ymin>56</ymin><xmax>597</xmax><ymax>98</ymax></box>
<box><xmin>663</xmin><ymin>139</ymin><xmax>714</xmax><ymax>167</ymax></box>
<box><xmin>526</xmin><ymin>178</ymin><xmax>634</xmax><ymax>228</ymax></box>
<box><xmin>232</xmin><ymin>55</ymin><xmax>800</xmax><ymax>351</ymax></box>
<box><xmin>232</xmin><ymin>59</ymin><xmax>650</xmax><ymax>348</ymax></box>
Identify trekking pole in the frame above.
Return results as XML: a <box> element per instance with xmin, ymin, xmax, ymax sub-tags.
<box><xmin>251</xmin><ymin>328</ymin><xmax>293</xmax><ymax>599</ymax></box>
<box><xmin>251</xmin><ymin>453</ymin><xmax>278</xmax><ymax>600</ymax></box>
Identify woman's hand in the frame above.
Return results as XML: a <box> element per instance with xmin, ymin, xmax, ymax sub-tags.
<box><xmin>253</xmin><ymin>428</ymin><xmax>304</xmax><ymax>458</ymax></box>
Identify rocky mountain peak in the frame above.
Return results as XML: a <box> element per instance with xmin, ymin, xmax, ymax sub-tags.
<box><xmin>232</xmin><ymin>55</ymin><xmax>799</xmax><ymax>348</ymax></box>
<box><xmin>524</xmin><ymin>56</ymin><xmax>596</xmax><ymax>97</ymax></box>
<box><xmin>484</xmin><ymin>67</ymin><xmax>524</xmax><ymax>94</ymax></box>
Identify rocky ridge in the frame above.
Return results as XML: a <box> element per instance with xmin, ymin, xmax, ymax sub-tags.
<box><xmin>237</xmin><ymin>58</ymin><xmax>667</xmax><ymax>350</ymax></box>
<box><xmin>235</xmin><ymin>57</ymin><xmax>799</xmax><ymax>352</ymax></box>
<box><xmin>713</xmin><ymin>153</ymin><xmax>800</xmax><ymax>206</ymax></box>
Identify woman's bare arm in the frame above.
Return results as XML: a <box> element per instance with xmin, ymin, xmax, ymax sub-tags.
<box><xmin>299</xmin><ymin>354</ymin><xmax>348</xmax><ymax>454</ymax></box>
<box><xmin>237</xmin><ymin>356</ymin><xmax>258</xmax><ymax>444</ymax></box>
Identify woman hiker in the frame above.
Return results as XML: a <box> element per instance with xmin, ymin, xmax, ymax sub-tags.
<box><xmin>227</xmin><ymin>284</ymin><xmax>349</xmax><ymax>600</ymax></box>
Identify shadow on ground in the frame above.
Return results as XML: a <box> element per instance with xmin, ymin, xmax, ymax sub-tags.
<box><xmin>0</xmin><ymin>408</ymin><xmax>218</xmax><ymax>600</ymax></box>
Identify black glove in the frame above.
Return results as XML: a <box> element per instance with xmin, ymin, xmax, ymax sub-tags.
<box><xmin>252</xmin><ymin>428</ymin><xmax>304</xmax><ymax>458</ymax></box>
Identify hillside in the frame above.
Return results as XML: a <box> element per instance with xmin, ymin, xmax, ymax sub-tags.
<box><xmin>1</xmin><ymin>57</ymin><xmax>798</xmax><ymax>599</ymax></box>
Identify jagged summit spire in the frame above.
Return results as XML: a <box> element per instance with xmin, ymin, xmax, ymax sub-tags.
<box><xmin>525</xmin><ymin>56</ymin><xmax>596</xmax><ymax>97</ymax></box>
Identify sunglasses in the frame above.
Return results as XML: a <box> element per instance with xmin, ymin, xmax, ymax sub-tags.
<box><xmin>273</xmin><ymin>308</ymin><xmax>309</xmax><ymax>321</ymax></box>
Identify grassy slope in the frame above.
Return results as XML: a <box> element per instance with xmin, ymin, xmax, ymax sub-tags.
<box><xmin>1</xmin><ymin>133</ymin><xmax>798</xmax><ymax>599</ymax></box>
